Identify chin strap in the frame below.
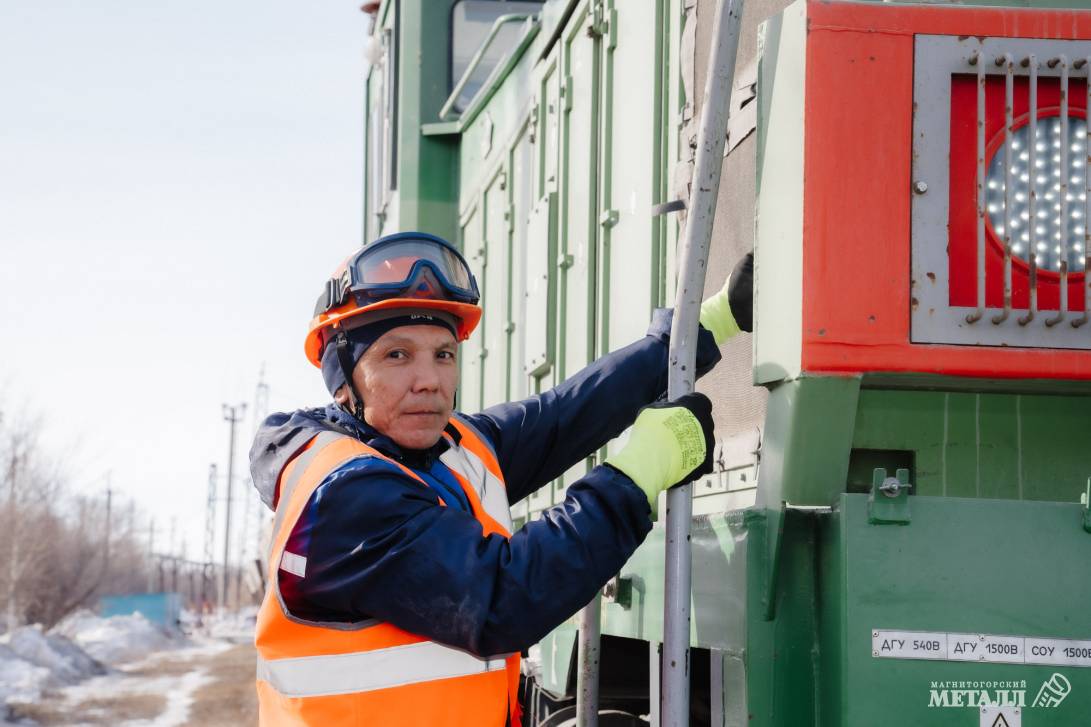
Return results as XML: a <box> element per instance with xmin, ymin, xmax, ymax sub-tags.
<box><xmin>334</xmin><ymin>328</ymin><xmax>366</xmax><ymax>421</ymax></box>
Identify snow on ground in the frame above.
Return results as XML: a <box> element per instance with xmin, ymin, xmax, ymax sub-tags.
<box><xmin>49</xmin><ymin>610</ymin><xmax>177</xmax><ymax>665</ymax></box>
<box><xmin>0</xmin><ymin>624</ymin><xmax>109</xmax><ymax>709</ymax></box>
<box><xmin>3</xmin><ymin>625</ymin><xmax>105</xmax><ymax>684</ymax></box>
<box><xmin>203</xmin><ymin>606</ymin><xmax>256</xmax><ymax>644</ymax></box>
<box><xmin>0</xmin><ymin>643</ymin><xmax>51</xmax><ymax>706</ymax></box>
<box><xmin>0</xmin><ymin>610</ymin><xmax>202</xmax><ymax>724</ymax></box>
<box><xmin>0</xmin><ymin>610</ymin><xmax>256</xmax><ymax>725</ymax></box>
<box><xmin>38</xmin><ymin>636</ymin><xmax>232</xmax><ymax>727</ymax></box>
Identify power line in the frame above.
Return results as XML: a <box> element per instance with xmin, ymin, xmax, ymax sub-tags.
<box><xmin>221</xmin><ymin>403</ymin><xmax>246</xmax><ymax>609</ymax></box>
<box><xmin>236</xmin><ymin>365</ymin><xmax>270</xmax><ymax>605</ymax></box>
<box><xmin>103</xmin><ymin>474</ymin><xmax>113</xmax><ymax>578</ymax></box>
<box><xmin>202</xmin><ymin>463</ymin><xmax>217</xmax><ymax>610</ymax></box>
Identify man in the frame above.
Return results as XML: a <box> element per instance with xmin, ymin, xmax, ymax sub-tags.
<box><xmin>250</xmin><ymin>232</ymin><xmax>752</xmax><ymax>726</ymax></box>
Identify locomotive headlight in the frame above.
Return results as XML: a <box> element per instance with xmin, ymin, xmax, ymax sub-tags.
<box><xmin>986</xmin><ymin>115</ymin><xmax>1089</xmax><ymax>271</ymax></box>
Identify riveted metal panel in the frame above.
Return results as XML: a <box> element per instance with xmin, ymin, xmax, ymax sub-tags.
<box><xmin>509</xmin><ymin>118</ymin><xmax>536</xmax><ymax>402</ymax></box>
<box><xmin>539</xmin><ymin>56</ymin><xmax>562</xmax><ymax>201</ymax></box>
<box><xmin>825</xmin><ymin>494</ymin><xmax>1091</xmax><ymax>726</ymax></box>
<box><xmin>753</xmin><ymin>2</ymin><xmax>805</xmax><ymax>384</ymax></box>
<box><xmin>601</xmin><ymin>0</ymin><xmax>659</xmax><ymax>356</ymax></box>
<box><xmin>852</xmin><ymin>387</ymin><xmax>1091</xmax><ymax>503</ymax></box>
<box><xmin>556</xmin><ymin>3</ymin><xmax>601</xmax><ymax>502</ymax></box>
<box><xmin>524</xmin><ymin>193</ymin><xmax>558</xmax><ymax>379</ymax></box>
<box><xmin>558</xmin><ymin>3</ymin><xmax>599</xmax><ymax>386</ymax></box>
<box><xmin>600</xmin><ymin>512</ymin><xmax>749</xmax><ymax>652</ymax></box>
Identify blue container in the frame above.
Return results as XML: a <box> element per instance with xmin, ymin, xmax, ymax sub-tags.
<box><xmin>98</xmin><ymin>592</ymin><xmax>182</xmax><ymax>628</ymax></box>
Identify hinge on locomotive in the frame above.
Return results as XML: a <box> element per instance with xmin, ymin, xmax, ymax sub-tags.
<box><xmin>868</xmin><ymin>468</ymin><xmax>912</xmax><ymax>525</ymax></box>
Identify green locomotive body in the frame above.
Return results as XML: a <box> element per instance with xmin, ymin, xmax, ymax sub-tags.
<box><xmin>363</xmin><ymin>1</ymin><xmax>1091</xmax><ymax>724</ymax></box>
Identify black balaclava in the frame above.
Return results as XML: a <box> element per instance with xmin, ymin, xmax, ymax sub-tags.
<box><xmin>319</xmin><ymin>309</ymin><xmax>458</xmax><ymax>420</ymax></box>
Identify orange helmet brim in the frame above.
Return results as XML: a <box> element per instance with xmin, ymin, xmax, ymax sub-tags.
<box><xmin>304</xmin><ymin>297</ymin><xmax>482</xmax><ymax>367</ymax></box>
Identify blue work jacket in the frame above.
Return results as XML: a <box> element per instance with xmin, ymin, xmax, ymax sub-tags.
<box><xmin>249</xmin><ymin>309</ymin><xmax>722</xmax><ymax>657</ymax></box>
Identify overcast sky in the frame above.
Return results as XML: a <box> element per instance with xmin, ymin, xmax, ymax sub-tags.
<box><xmin>1</xmin><ymin>1</ymin><xmax>366</xmax><ymax>564</ymax></box>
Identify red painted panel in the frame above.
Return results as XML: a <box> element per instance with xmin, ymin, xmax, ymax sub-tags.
<box><xmin>800</xmin><ymin>0</ymin><xmax>1091</xmax><ymax>380</ymax></box>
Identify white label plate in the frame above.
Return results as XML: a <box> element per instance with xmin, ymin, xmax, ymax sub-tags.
<box><xmin>872</xmin><ymin>630</ymin><xmax>947</xmax><ymax>661</ymax></box>
<box><xmin>1025</xmin><ymin>638</ymin><xmax>1091</xmax><ymax>668</ymax></box>
<box><xmin>873</xmin><ymin>629</ymin><xmax>1091</xmax><ymax>668</ymax></box>
<box><xmin>947</xmin><ymin>633</ymin><xmax>1025</xmax><ymax>664</ymax></box>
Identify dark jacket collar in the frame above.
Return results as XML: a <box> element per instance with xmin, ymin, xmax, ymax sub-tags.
<box><xmin>250</xmin><ymin>404</ymin><xmax>454</xmax><ymax>511</ymax></box>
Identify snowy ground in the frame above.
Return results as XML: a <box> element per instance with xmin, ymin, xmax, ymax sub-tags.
<box><xmin>13</xmin><ymin>638</ymin><xmax>231</xmax><ymax>727</ymax></box>
<box><xmin>1</xmin><ymin>611</ymin><xmax>257</xmax><ymax>727</ymax></box>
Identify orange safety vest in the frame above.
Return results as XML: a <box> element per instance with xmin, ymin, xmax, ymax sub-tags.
<box><xmin>255</xmin><ymin>418</ymin><xmax>521</xmax><ymax>726</ymax></box>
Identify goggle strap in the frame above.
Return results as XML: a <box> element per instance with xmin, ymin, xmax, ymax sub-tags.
<box><xmin>334</xmin><ymin>328</ymin><xmax>366</xmax><ymax>421</ymax></box>
<box><xmin>326</xmin><ymin>277</ymin><xmax>350</xmax><ymax>314</ymax></box>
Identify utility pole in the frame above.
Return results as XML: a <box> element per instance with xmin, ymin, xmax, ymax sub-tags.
<box><xmin>103</xmin><ymin>476</ymin><xmax>113</xmax><ymax>584</ymax></box>
<box><xmin>179</xmin><ymin>538</ymin><xmax>187</xmax><ymax>597</ymax></box>
<box><xmin>221</xmin><ymin>403</ymin><xmax>246</xmax><ymax>609</ymax></box>
<box><xmin>6</xmin><ymin>445</ymin><xmax>21</xmax><ymax>631</ymax></box>
<box><xmin>203</xmin><ymin>464</ymin><xmax>217</xmax><ymax>611</ymax></box>
<box><xmin>147</xmin><ymin>518</ymin><xmax>156</xmax><ymax>591</ymax></box>
<box><xmin>236</xmin><ymin>367</ymin><xmax>269</xmax><ymax>605</ymax></box>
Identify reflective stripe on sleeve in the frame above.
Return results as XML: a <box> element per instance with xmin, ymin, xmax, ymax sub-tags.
<box><xmin>256</xmin><ymin>641</ymin><xmax>510</xmax><ymax>698</ymax></box>
<box><xmin>279</xmin><ymin>551</ymin><xmax>307</xmax><ymax>578</ymax></box>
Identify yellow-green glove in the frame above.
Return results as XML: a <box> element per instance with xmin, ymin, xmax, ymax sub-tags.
<box><xmin>700</xmin><ymin>252</ymin><xmax>753</xmax><ymax>342</ymax></box>
<box><xmin>605</xmin><ymin>393</ymin><xmax>716</xmax><ymax>511</ymax></box>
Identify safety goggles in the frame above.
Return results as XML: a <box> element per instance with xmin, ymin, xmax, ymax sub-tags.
<box><xmin>315</xmin><ymin>235</ymin><xmax>480</xmax><ymax>316</ymax></box>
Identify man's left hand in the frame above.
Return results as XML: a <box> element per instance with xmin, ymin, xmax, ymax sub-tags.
<box><xmin>699</xmin><ymin>251</ymin><xmax>753</xmax><ymax>342</ymax></box>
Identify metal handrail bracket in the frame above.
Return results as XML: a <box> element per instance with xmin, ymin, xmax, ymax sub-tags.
<box><xmin>439</xmin><ymin>14</ymin><xmax>540</xmax><ymax>124</ymax></box>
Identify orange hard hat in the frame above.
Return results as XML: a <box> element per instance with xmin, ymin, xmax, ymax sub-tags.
<box><xmin>304</xmin><ymin>233</ymin><xmax>482</xmax><ymax>367</ymax></box>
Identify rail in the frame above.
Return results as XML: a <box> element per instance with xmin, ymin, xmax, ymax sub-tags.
<box><xmin>438</xmin><ymin>14</ymin><xmax>537</xmax><ymax>123</ymax></box>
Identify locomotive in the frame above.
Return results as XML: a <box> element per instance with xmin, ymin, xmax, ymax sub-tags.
<box><xmin>362</xmin><ymin>0</ymin><xmax>1091</xmax><ymax>724</ymax></box>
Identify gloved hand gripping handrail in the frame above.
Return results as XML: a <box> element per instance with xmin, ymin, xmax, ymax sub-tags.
<box><xmin>662</xmin><ymin>0</ymin><xmax>745</xmax><ymax>724</ymax></box>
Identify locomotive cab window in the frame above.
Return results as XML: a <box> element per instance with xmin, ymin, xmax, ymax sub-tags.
<box><xmin>449</xmin><ymin>0</ymin><xmax>543</xmax><ymax>115</ymax></box>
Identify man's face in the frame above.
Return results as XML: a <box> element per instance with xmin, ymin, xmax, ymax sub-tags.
<box><xmin>347</xmin><ymin>325</ymin><xmax>459</xmax><ymax>450</ymax></box>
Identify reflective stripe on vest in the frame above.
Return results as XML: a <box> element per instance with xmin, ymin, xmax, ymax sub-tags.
<box><xmin>439</xmin><ymin>433</ymin><xmax>513</xmax><ymax>535</ymax></box>
<box><xmin>255</xmin><ymin>421</ymin><xmax>521</xmax><ymax>727</ymax></box>
<box><xmin>256</xmin><ymin>641</ymin><xmax>510</xmax><ymax>698</ymax></box>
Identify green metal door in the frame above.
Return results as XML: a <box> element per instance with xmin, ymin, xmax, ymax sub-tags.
<box><xmin>481</xmin><ymin>169</ymin><xmax>511</xmax><ymax>409</ymax></box>
<box><xmin>555</xmin><ymin>2</ymin><xmax>602</xmax><ymax>504</ymax></box>
<box><xmin>458</xmin><ymin>205</ymin><xmax>485</xmax><ymax>413</ymax></box>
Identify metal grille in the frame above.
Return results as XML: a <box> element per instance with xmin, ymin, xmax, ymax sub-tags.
<box><xmin>912</xmin><ymin>36</ymin><xmax>1091</xmax><ymax>348</ymax></box>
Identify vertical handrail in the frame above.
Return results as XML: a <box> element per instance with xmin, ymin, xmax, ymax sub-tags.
<box><xmin>575</xmin><ymin>599</ymin><xmax>601</xmax><ymax>726</ymax></box>
<box><xmin>662</xmin><ymin>0</ymin><xmax>744</xmax><ymax>725</ymax></box>
<box><xmin>438</xmin><ymin>14</ymin><xmax>537</xmax><ymax>121</ymax></box>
